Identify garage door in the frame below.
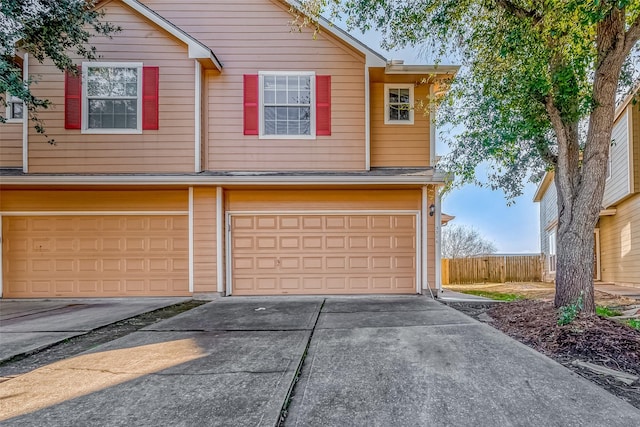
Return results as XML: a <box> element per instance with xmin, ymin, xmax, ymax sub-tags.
<box><xmin>2</xmin><ymin>216</ymin><xmax>189</xmax><ymax>298</ymax></box>
<box><xmin>230</xmin><ymin>213</ymin><xmax>417</xmax><ymax>295</ymax></box>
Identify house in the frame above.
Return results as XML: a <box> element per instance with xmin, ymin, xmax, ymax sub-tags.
<box><xmin>534</xmin><ymin>89</ymin><xmax>640</xmax><ymax>286</ymax></box>
<box><xmin>0</xmin><ymin>0</ymin><xmax>457</xmax><ymax>298</ymax></box>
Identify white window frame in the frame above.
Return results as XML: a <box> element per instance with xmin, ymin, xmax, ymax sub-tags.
<box><xmin>258</xmin><ymin>71</ymin><xmax>316</xmax><ymax>140</ymax></box>
<box><xmin>81</xmin><ymin>62</ymin><xmax>143</xmax><ymax>134</ymax></box>
<box><xmin>548</xmin><ymin>229</ymin><xmax>557</xmax><ymax>273</ymax></box>
<box><xmin>384</xmin><ymin>83</ymin><xmax>414</xmax><ymax>125</ymax></box>
<box><xmin>606</xmin><ymin>148</ymin><xmax>613</xmax><ymax>181</ymax></box>
<box><xmin>5</xmin><ymin>94</ymin><xmax>24</xmax><ymax>122</ymax></box>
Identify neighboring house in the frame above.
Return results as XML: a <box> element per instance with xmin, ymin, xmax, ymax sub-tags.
<box><xmin>0</xmin><ymin>0</ymin><xmax>457</xmax><ymax>299</ymax></box>
<box><xmin>534</xmin><ymin>89</ymin><xmax>640</xmax><ymax>286</ymax></box>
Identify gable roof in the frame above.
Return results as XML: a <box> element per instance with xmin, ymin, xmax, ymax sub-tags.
<box><xmin>286</xmin><ymin>0</ymin><xmax>386</xmax><ymax>66</ymax></box>
<box><xmin>120</xmin><ymin>0</ymin><xmax>222</xmax><ymax>70</ymax></box>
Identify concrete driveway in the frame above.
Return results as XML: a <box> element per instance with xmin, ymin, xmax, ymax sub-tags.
<box><xmin>0</xmin><ymin>298</ymin><xmax>188</xmax><ymax>362</ymax></box>
<box><xmin>1</xmin><ymin>296</ymin><xmax>639</xmax><ymax>426</ymax></box>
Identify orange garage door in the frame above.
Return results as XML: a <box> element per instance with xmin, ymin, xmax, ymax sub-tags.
<box><xmin>230</xmin><ymin>213</ymin><xmax>417</xmax><ymax>295</ymax></box>
<box><xmin>2</xmin><ymin>216</ymin><xmax>189</xmax><ymax>298</ymax></box>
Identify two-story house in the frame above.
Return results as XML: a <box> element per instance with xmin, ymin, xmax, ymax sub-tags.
<box><xmin>534</xmin><ymin>89</ymin><xmax>640</xmax><ymax>286</ymax></box>
<box><xmin>0</xmin><ymin>0</ymin><xmax>457</xmax><ymax>299</ymax></box>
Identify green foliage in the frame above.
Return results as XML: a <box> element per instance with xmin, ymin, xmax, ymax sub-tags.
<box><xmin>595</xmin><ymin>306</ymin><xmax>623</xmax><ymax>317</ymax></box>
<box><xmin>557</xmin><ymin>293</ymin><xmax>584</xmax><ymax>326</ymax></box>
<box><xmin>0</xmin><ymin>0</ymin><xmax>119</xmax><ymax>138</ymax></box>
<box><xmin>626</xmin><ymin>318</ymin><xmax>640</xmax><ymax>330</ymax></box>
<box><xmin>306</xmin><ymin>0</ymin><xmax>640</xmax><ymax>198</ymax></box>
<box><xmin>459</xmin><ymin>290</ymin><xmax>524</xmax><ymax>301</ymax></box>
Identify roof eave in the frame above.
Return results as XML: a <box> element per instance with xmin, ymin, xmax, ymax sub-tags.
<box><xmin>122</xmin><ymin>0</ymin><xmax>223</xmax><ymax>70</ymax></box>
<box><xmin>384</xmin><ymin>64</ymin><xmax>460</xmax><ymax>76</ymax></box>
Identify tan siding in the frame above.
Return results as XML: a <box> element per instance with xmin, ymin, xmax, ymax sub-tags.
<box><xmin>633</xmin><ymin>105</ymin><xmax>640</xmax><ymax>193</ymax></box>
<box><xmin>370</xmin><ymin>83</ymin><xmax>430</xmax><ymax>167</ymax></box>
<box><xmin>143</xmin><ymin>0</ymin><xmax>367</xmax><ymax>171</ymax></box>
<box><xmin>0</xmin><ymin>189</ymin><xmax>188</xmax><ymax>212</ymax></box>
<box><xmin>0</xmin><ymin>122</ymin><xmax>22</xmax><ymax>168</ymax></box>
<box><xmin>193</xmin><ymin>187</ymin><xmax>217</xmax><ymax>293</ymax></box>
<box><xmin>27</xmin><ymin>2</ymin><xmax>196</xmax><ymax>173</ymax></box>
<box><xmin>603</xmin><ymin>108</ymin><xmax>631</xmax><ymax>207</ymax></box>
<box><xmin>599</xmin><ymin>194</ymin><xmax>640</xmax><ymax>286</ymax></box>
<box><xmin>226</xmin><ymin>189</ymin><xmax>421</xmax><ymax>211</ymax></box>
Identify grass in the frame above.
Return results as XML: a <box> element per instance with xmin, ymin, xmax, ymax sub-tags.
<box><xmin>596</xmin><ymin>306</ymin><xmax>623</xmax><ymax>318</ymax></box>
<box><xmin>627</xmin><ymin>319</ymin><xmax>640</xmax><ymax>330</ymax></box>
<box><xmin>458</xmin><ymin>290</ymin><xmax>524</xmax><ymax>301</ymax></box>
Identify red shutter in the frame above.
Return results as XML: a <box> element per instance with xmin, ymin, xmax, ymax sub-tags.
<box><xmin>64</xmin><ymin>66</ymin><xmax>82</xmax><ymax>129</ymax></box>
<box><xmin>316</xmin><ymin>75</ymin><xmax>331</xmax><ymax>136</ymax></box>
<box><xmin>244</xmin><ymin>74</ymin><xmax>259</xmax><ymax>135</ymax></box>
<box><xmin>142</xmin><ymin>66</ymin><xmax>159</xmax><ymax>130</ymax></box>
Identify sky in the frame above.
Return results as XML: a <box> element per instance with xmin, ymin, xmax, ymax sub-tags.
<box><xmin>350</xmin><ymin>30</ymin><xmax>542</xmax><ymax>254</ymax></box>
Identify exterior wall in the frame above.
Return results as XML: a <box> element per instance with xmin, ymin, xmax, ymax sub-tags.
<box><xmin>0</xmin><ymin>189</ymin><xmax>188</xmax><ymax>211</ymax></box>
<box><xmin>0</xmin><ymin>122</ymin><xmax>22</xmax><ymax>168</ymax></box>
<box><xmin>26</xmin><ymin>1</ymin><xmax>196</xmax><ymax>173</ymax></box>
<box><xmin>633</xmin><ymin>104</ymin><xmax>640</xmax><ymax>192</ymax></box>
<box><xmin>539</xmin><ymin>179</ymin><xmax>558</xmax><ymax>282</ymax></box>
<box><xmin>603</xmin><ymin>107</ymin><xmax>632</xmax><ymax>208</ymax></box>
<box><xmin>370</xmin><ymin>82</ymin><xmax>430</xmax><ymax>167</ymax></box>
<box><xmin>143</xmin><ymin>0</ymin><xmax>367</xmax><ymax>171</ymax></box>
<box><xmin>599</xmin><ymin>193</ymin><xmax>640</xmax><ymax>287</ymax></box>
<box><xmin>225</xmin><ymin>189</ymin><xmax>421</xmax><ymax>211</ymax></box>
<box><xmin>193</xmin><ymin>187</ymin><xmax>218</xmax><ymax>293</ymax></box>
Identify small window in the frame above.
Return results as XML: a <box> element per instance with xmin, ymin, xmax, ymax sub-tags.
<box><xmin>548</xmin><ymin>230</ymin><xmax>557</xmax><ymax>273</ymax></box>
<box><xmin>5</xmin><ymin>95</ymin><xmax>23</xmax><ymax>121</ymax></box>
<box><xmin>82</xmin><ymin>62</ymin><xmax>142</xmax><ymax>133</ymax></box>
<box><xmin>259</xmin><ymin>72</ymin><xmax>315</xmax><ymax>138</ymax></box>
<box><xmin>384</xmin><ymin>84</ymin><xmax>414</xmax><ymax>124</ymax></box>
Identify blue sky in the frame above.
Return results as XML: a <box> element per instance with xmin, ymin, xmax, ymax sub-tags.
<box><xmin>351</xmin><ymin>31</ymin><xmax>542</xmax><ymax>253</ymax></box>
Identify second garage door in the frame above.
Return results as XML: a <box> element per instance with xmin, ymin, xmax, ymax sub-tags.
<box><xmin>230</xmin><ymin>213</ymin><xmax>417</xmax><ymax>295</ymax></box>
<box><xmin>2</xmin><ymin>215</ymin><xmax>189</xmax><ymax>298</ymax></box>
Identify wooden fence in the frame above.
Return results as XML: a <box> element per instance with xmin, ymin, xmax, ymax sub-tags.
<box><xmin>441</xmin><ymin>254</ymin><xmax>543</xmax><ymax>285</ymax></box>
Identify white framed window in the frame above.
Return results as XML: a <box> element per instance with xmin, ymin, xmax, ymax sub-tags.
<box><xmin>606</xmin><ymin>150</ymin><xmax>613</xmax><ymax>180</ymax></box>
<box><xmin>259</xmin><ymin>71</ymin><xmax>315</xmax><ymax>139</ymax></box>
<box><xmin>548</xmin><ymin>229</ymin><xmax>557</xmax><ymax>273</ymax></box>
<box><xmin>82</xmin><ymin>62</ymin><xmax>143</xmax><ymax>134</ymax></box>
<box><xmin>5</xmin><ymin>95</ymin><xmax>24</xmax><ymax>122</ymax></box>
<box><xmin>384</xmin><ymin>83</ymin><xmax>414</xmax><ymax>125</ymax></box>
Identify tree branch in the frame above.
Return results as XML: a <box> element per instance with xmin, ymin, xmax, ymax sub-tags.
<box><xmin>494</xmin><ymin>0</ymin><xmax>542</xmax><ymax>23</ymax></box>
<box><xmin>624</xmin><ymin>14</ymin><xmax>640</xmax><ymax>57</ymax></box>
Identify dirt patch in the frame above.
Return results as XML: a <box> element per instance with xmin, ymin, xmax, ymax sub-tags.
<box><xmin>0</xmin><ymin>300</ymin><xmax>207</xmax><ymax>379</ymax></box>
<box><xmin>447</xmin><ymin>299</ymin><xmax>640</xmax><ymax>409</ymax></box>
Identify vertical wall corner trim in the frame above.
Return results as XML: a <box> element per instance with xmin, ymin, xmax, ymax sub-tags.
<box><xmin>194</xmin><ymin>60</ymin><xmax>202</xmax><ymax>173</ymax></box>
<box><xmin>188</xmin><ymin>187</ymin><xmax>194</xmax><ymax>293</ymax></box>
<box><xmin>216</xmin><ymin>187</ymin><xmax>224</xmax><ymax>294</ymax></box>
<box><xmin>420</xmin><ymin>186</ymin><xmax>428</xmax><ymax>294</ymax></box>
<box><xmin>435</xmin><ymin>189</ymin><xmax>443</xmax><ymax>290</ymax></box>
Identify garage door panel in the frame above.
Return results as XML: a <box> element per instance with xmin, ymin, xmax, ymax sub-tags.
<box><xmin>231</xmin><ymin>213</ymin><xmax>417</xmax><ymax>295</ymax></box>
<box><xmin>3</xmin><ymin>215</ymin><xmax>189</xmax><ymax>298</ymax></box>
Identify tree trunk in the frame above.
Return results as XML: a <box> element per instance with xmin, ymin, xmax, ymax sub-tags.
<box><xmin>550</xmin><ymin>7</ymin><xmax>633</xmax><ymax>314</ymax></box>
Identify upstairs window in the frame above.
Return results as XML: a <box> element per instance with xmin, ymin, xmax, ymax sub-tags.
<box><xmin>64</xmin><ymin>62</ymin><xmax>159</xmax><ymax>132</ymax></box>
<box><xmin>243</xmin><ymin>72</ymin><xmax>331</xmax><ymax>138</ymax></box>
<box><xmin>384</xmin><ymin>84</ymin><xmax>414</xmax><ymax>125</ymax></box>
<box><xmin>83</xmin><ymin>63</ymin><xmax>142</xmax><ymax>132</ymax></box>
<box><xmin>260</xmin><ymin>72</ymin><xmax>315</xmax><ymax>138</ymax></box>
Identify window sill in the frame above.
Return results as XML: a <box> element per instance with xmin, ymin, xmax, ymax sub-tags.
<box><xmin>384</xmin><ymin>120</ymin><xmax>414</xmax><ymax>125</ymax></box>
<box><xmin>258</xmin><ymin>134</ymin><xmax>316</xmax><ymax>140</ymax></box>
<box><xmin>81</xmin><ymin>129</ymin><xmax>143</xmax><ymax>135</ymax></box>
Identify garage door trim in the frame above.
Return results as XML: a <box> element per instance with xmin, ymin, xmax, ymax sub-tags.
<box><xmin>226</xmin><ymin>210</ymin><xmax>422</xmax><ymax>295</ymax></box>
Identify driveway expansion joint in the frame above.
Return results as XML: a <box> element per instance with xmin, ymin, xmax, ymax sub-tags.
<box><xmin>277</xmin><ymin>299</ymin><xmax>325</xmax><ymax>426</ymax></box>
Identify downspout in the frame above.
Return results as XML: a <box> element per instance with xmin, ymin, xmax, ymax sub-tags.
<box><xmin>364</xmin><ymin>65</ymin><xmax>371</xmax><ymax>170</ymax></box>
<box><xmin>22</xmin><ymin>53</ymin><xmax>29</xmax><ymax>173</ymax></box>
